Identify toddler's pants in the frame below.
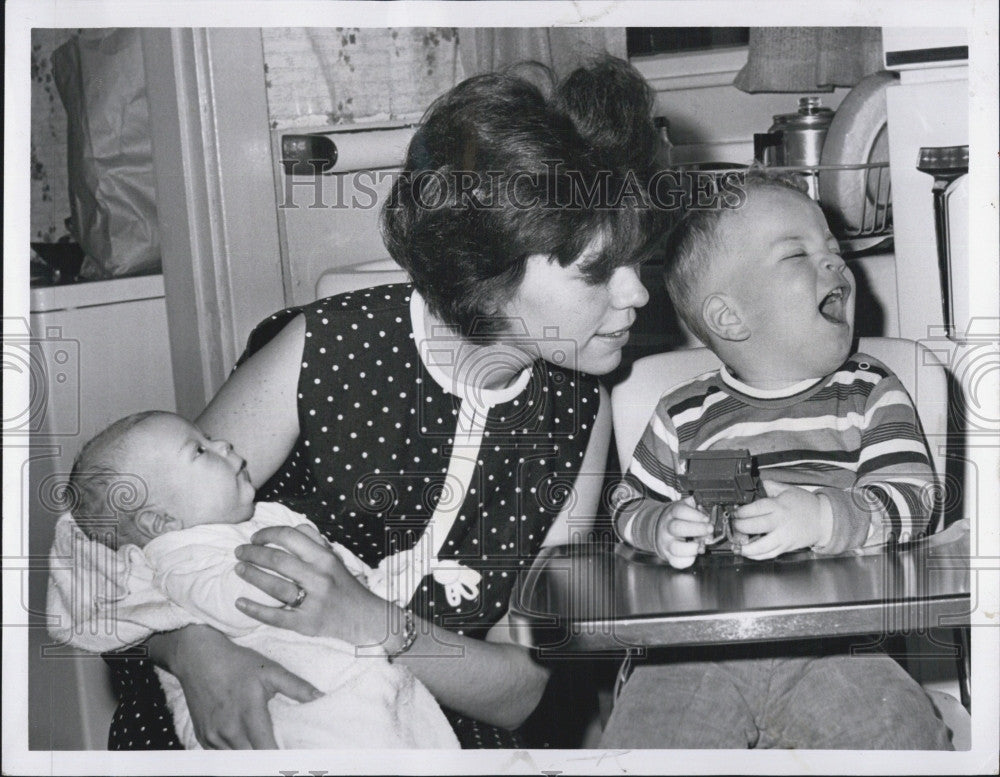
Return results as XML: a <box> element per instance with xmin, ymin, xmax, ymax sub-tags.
<box><xmin>600</xmin><ymin>650</ymin><xmax>954</xmax><ymax>749</ymax></box>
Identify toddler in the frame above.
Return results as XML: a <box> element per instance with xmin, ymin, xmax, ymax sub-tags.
<box><xmin>47</xmin><ymin>410</ymin><xmax>458</xmax><ymax>749</ymax></box>
<box><xmin>602</xmin><ymin>172</ymin><xmax>953</xmax><ymax>749</ymax></box>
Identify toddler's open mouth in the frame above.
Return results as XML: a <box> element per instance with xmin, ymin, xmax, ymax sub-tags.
<box><xmin>819</xmin><ymin>285</ymin><xmax>851</xmax><ymax>324</ymax></box>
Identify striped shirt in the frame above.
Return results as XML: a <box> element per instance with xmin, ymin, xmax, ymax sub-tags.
<box><xmin>615</xmin><ymin>353</ymin><xmax>937</xmax><ymax>555</ymax></box>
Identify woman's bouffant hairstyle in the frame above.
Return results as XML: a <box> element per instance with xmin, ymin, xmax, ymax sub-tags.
<box><xmin>663</xmin><ymin>167</ymin><xmax>809</xmax><ymax>344</ymax></box>
<box><xmin>381</xmin><ymin>55</ymin><xmax>670</xmax><ymax>338</ymax></box>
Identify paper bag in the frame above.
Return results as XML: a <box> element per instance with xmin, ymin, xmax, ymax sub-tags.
<box><xmin>53</xmin><ymin>29</ymin><xmax>161</xmax><ymax>280</ymax></box>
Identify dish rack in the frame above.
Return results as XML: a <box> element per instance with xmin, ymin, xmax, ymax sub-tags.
<box><xmin>673</xmin><ymin>162</ymin><xmax>892</xmax><ymax>249</ymax></box>
<box><xmin>770</xmin><ymin>162</ymin><xmax>892</xmax><ymax>242</ymax></box>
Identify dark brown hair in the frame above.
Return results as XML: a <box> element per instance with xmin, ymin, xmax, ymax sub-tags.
<box><xmin>381</xmin><ymin>55</ymin><xmax>669</xmax><ymax>338</ymax></box>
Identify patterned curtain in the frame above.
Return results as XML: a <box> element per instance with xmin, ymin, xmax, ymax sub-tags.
<box><xmin>262</xmin><ymin>27</ymin><xmax>464</xmax><ymax>129</ymax></box>
<box><xmin>261</xmin><ymin>27</ymin><xmax>627</xmax><ymax>131</ymax></box>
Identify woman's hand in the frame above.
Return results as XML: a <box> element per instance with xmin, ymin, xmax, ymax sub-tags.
<box><xmin>236</xmin><ymin>525</ymin><xmax>549</xmax><ymax>728</ymax></box>
<box><xmin>234</xmin><ymin>524</ymin><xmax>392</xmax><ymax>649</ymax></box>
<box><xmin>154</xmin><ymin>624</ymin><xmax>321</xmax><ymax>749</ymax></box>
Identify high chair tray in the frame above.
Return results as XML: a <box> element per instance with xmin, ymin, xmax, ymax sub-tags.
<box><xmin>508</xmin><ymin>521</ymin><xmax>970</xmax><ymax>653</ymax></box>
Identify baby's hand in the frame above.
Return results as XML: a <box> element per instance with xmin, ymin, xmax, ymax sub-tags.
<box><xmin>732</xmin><ymin>481</ymin><xmax>833</xmax><ymax>560</ymax></box>
<box><xmin>651</xmin><ymin>495</ymin><xmax>714</xmax><ymax>569</ymax></box>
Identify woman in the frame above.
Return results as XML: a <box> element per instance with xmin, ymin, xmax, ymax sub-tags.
<box><xmin>105</xmin><ymin>55</ymin><xmax>668</xmax><ymax>749</ymax></box>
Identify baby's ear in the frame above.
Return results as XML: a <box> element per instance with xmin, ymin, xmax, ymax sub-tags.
<box><xmin>133</xmin><ymin>508</ymin><xmax>179</xmax><ymax>539</ymax></box>
<box><xmin>702</xmin><ymin>293</ymin><xmax>750</xmax><ymax>342</ymax></box>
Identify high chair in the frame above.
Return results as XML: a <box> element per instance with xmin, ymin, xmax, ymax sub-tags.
<box><xmin>607</xmin><ymin>337</ymin><xmax>970</xmax><ymax>748</ymax></box>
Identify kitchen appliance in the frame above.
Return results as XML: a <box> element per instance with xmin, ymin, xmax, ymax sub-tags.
<box><xmin>916</xmin><ymin>145</ymin><xmax>969</xmax><ymax>339</ymax></box>
<box><xmin>882</xmin><ymin>29</ymin><xmax>969</xmax><ymax>342</ymax></box>
<box><xmin>881</xmin><ymin>29</ymin><xmax>978</xmax><ymax>716</ymax></box>
<box><xmin>753</xmin><ymin>96</ymin><xmax>834</xmax><ymax>198</ymax></box>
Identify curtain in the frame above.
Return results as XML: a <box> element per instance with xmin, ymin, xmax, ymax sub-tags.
<box><xmin>734</xmin><ymin>27</ymin><xmax>883</xmax><ymax>93</ymax></box>
<box><xmin>260</xmin><ymin>28</ymin><xmax>626</xmax><ymax>129</ymax></box>
<box><xmin>459</xmin><ymin>27</ymin><xmax>627</xmax><ymax>85</ymax></box>
<box><xmin>262</xmin><ymin>28</ymin><xmax>463</xmax><ymax>129</ymax></box>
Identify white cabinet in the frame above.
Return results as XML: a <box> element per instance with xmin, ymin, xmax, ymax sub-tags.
<box><xmin>27</xmin><ymin>274</ymin><xmax>176</xmax><ymax>750</ymax></box>
<box><xmin>885</xmin><ymin>72</ymin><xmax>969</xmax><ymax>341</ymax></box>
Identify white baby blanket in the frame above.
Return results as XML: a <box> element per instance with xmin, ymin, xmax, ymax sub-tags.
<box><xmin>46</xmin><ymin>503</ymin><xmax>459</xmax><ymax>749</ymax></box>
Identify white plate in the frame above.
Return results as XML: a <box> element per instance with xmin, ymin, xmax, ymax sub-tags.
<box><xmin>819</xmin><ymin>71</ymin><xmax>898</xmax><ymax>235</ymax></box>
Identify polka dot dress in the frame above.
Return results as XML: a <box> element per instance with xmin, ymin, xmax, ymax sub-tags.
<box><xmin>105</xmin><ymin>284</ymin><xmax>600</xmax><ymax>750</ymax></box>
<box><xmin>105</xmin><ymin>650</ymin><xmax>181</xmax><ymax>750</ymax></box>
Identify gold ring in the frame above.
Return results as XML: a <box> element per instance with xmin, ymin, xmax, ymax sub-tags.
<box><xmin>287</xmin><ymin>586</ymin><xmax>307</xmax><ymax>609</ymax></box>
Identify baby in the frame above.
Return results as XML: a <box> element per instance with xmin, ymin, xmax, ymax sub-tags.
<box><xmin>602</xmin><ymin>172</ymin><xmax>953</xmax><ymax>749</ymax></box>
<box><xmin>47</xmin><ymin>410</ymin><xmax>459</xmax><ymax>749</ymax></box>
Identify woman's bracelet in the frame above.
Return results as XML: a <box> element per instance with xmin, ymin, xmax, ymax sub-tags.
<box><xmin>386</xmin><ymin>608</ymin><xmax>417</xmax><ymax>663</ymax></box>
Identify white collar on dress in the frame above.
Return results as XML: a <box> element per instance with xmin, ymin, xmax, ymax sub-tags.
<box><xmin>409</xmin><ymin>289</ymin><xmax>532</xmax><ymax>408</ymax></box>
<box><xmin>719</xmin><ymin>363</ymin><xmax>823</xmax><ymax>399</ymax></box>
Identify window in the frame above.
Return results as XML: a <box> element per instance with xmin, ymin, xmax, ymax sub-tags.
<box><xmin>626</xmin><ymin>28</ymin><xmax>749</xmax><ymax>57</ymax></box>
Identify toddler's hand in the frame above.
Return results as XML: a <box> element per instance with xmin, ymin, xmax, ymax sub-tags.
<box><xmin>732</xmin><ymin>481</ymin><xmax>833</xmax><ymax>560</ymax></box>
<box><xmin>651</xmin><ymin>495</ymin><xmax>714</xmax><ymax>569</ymax></box>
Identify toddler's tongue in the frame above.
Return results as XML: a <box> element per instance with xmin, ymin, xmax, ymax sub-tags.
<box><xmin>819</xmin><ymin>288</ymin><xmax>847</xmax><ymax>324</ymax></box>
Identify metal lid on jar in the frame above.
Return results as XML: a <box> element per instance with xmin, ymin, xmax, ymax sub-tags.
<box><xmin>771</xmin><ymin>96</ymin><xmax>835</xmax><ymax>129</ymax></box>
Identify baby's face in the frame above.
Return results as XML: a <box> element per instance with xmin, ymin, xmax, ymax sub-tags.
<box><xmin>125</xmin><ymin>413</ymin><xmax>256</xmax><ymax>529</ymax></box>
<box><xmin>714</xmin><ymin>186</ymin><xmax>856</xmax><ymax>384</ymax></box>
